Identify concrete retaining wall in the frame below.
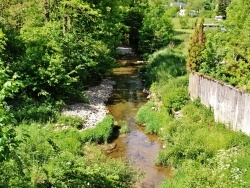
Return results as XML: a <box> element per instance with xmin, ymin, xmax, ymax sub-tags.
<box><xmin>189</xmin><ymin>73</ymin><xmax>250</xmax><ymax>135</ymax></box>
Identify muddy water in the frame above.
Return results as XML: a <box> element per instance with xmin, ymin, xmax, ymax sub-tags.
<box><xmin>106</xmin><ymin>53</ymin><xmax>171</xmax><ymax>187</ymax></box>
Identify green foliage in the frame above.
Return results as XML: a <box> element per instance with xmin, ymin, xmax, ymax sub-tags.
<box><xmin>81</xmin><ymin>115</ymin><xmax>114</xmax><ymax>143</ymax></box>
<box><xmin>161</xmin><ymin>76</ymin><xmax>189</xmax><ymax>112</ymax></box>
<box><xmin>56</xmin><ymin>114</ymin><xmax>85</xmax><ymax>129</ymax></box>
<box><xmin>165</xmin><ymin>6</ymin><xmax>180</xmax><ymax>18</ymax></box>
<box><xmin>124</xmin><ymin>1</ymin><xmax>146</xmax><ymax>47</ymax></box>
<box><xmin>139</xmin><ymin>1</ymin><xmax>174</xmax><ymax>55</ymax></box>
<box><xmin>119</xmin><ymin>123</ymin><xmax>130</xmax><ymax>134</ymax></box>
<box><xmin>156</xmin><ymin>100</ymin><xmax>250</xmax><ymax>187</ymax></box>
<box><xmin>160</xmin><ymin>148</ymin><xmax>250</xmax><ymax>188</ymax></box>
<box><xmin>0</xmin><ymin>0</ymin><xmax>131</xmax><ymax>103</ymax></box>
<box><xmin>0</xmin><ymin>28</ymin><xmax>7</xmax><ymax>59</ymax></box>
<box><xmin>136</xmin><ymin>101</ymin><xmax>171</xmax><ymax>134</ymax></box>
<box><xmin>225</xmin><ymin>0</ymin><xmax>250</xmax><ymax>63</ymax></box>
<box><xmin>194</xmin><ymin>0</ymin><xmax>250</xmax><ymax>92</ymax></box>
<box><xmin>179</xmin><ymin>16</ymin><xmax>189</xmax><ymax>29</ymax></box>
<box><xmin>0</xmin><ymin>120</ymin><xmax>139</xmax><ymax>187</ymax></box>
<box><xmin>0</xmin><ymin>61</ymin><xmax>22</xmax><ymax>102</ymax></box>
<box><xmin>141</xmin><ymin>48</ymin><xmax>186</xmax><ymax>87</ymax></box>
<box><xmin>216</xmin><ymin>0</ymin><xmax>231</xmax><ymax>16</ymax></box>
<box><xmin>200</xmin><ymin>32</ymin><xmax>226</xmax><ymax>74</ymax></box>
<box><xmin>186</xmin><ymin>18</ymin><xmax>206</xmax><ymax>72</ymax></box>
<box><xmin>0</xmin><ymin>126</ymin><xmax>19</xmax><ymax>162</ymax></box>
<box><xmin>11</xmin><ymin>99</ymin><xmax>60</xmax><ymax>123</ymax></box>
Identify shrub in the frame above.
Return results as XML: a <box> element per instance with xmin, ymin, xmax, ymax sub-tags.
<box><xmin>161</xmin><ymin>76</ymin><xmax>189</xmax><ymax>112</ymax></box>
<box><xmin>141</xmin><ymin>48</ymin><xmax>186</xmax><ymax>87</ymax></box>
<box><xmin>11</xmin><ymin>99</ymin><xmax>61</xmax><ymax>123</ymax></box>
<box><xmin>0</xmin><ymin>121</ymin><xmax>140</xmax><ymax>187</ymax></box>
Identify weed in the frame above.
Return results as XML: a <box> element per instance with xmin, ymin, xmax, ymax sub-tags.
<box><xmin>81</xmin><ymin>115</ymin><xmax>114</xmax><ymax>143</ymax></box>
<box><xmin>119</xmin><ymin>123</ymin><xmax>130</xmax><ymax>134</ymax></box>
<box><xmin>56</xmin><ymin>114</ymin><xmax>85</xmax><ymax>129</ymax></box>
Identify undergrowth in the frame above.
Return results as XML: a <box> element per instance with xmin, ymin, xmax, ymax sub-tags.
<box><xmin>0</xmin><ymin>115</ymin><xmax>140</xmax><ymax>187</ymax></box>
<box><xmin>136</xmin><ymin>47</ymin><xmax>250</xmax><ymax>187</ymax></box>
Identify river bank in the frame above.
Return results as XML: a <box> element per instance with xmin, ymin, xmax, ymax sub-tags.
<box><xmin>62</xmin><ymin>79</ymin><xmax>115</xmax><ymax>129</ymax></box>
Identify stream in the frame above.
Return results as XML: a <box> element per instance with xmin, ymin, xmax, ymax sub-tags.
<box><xmin>105</xmin><ymin>47</ymin><xmax>171</xmax><ymax>187</ymax></box>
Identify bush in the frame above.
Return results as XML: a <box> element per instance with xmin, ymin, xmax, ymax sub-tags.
<box><xmin>179</xmin><ymin>16</ymin><xmax>189</xmax><ymax>29</ymax></box>
<box><xmin>11</xmin><ymin>99</ymin><xmax>61</xmax><ymax>123</ymax></box>
<box><xmin>136</xmin><ymin>101</ymin><xmax>170</xmax><ymax>134</ymax></box>
<box><xmin>0</xmin><ymin>120</ymin><xmax>140</xmax><ymax>187</ymax></box>
<box><xmin>141</xmin><ymin>48</ymin><xmax>186</xmax><ymax>87</ymax></box>
<box><xmin>161</xmin><ymin>76</ymin><xmax>189</xmax><ymax>112</ymax></box>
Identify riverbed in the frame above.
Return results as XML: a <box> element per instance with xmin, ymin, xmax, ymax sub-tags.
<box><xmin>106</xmin><ymin>47</ymin><xmax>171</xmax><ymax>187</ymax></box>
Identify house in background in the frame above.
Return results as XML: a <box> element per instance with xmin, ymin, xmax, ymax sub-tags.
<box><xmin>170</xmin><ymin>2</ymin><xmax>186</xmax><ymax>10</ymax></box>
<box><xmin>170</xmin><ymin>2</ymin><xmax>187</xmax><ymax>16</ymax></box>
<box><xmin>170</xmin><ymin>2</ymin><xmax>198</xmax><ymax>17</ymax></box>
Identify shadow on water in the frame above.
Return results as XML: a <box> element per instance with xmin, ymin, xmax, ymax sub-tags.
<box><xmin>105</xmin><ymin>48</ymin><xmax>171</xmax><ymax>187</ymax></box>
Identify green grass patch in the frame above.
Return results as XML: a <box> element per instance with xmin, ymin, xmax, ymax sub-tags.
<box><xmin>140</xmin><ymin>48</ymin><xmax>186</xmax><ymax>87</ymax></box>
<box><xmin>0</xmin><ymin>116</ymin><xmax>140</xmax><ymax>187</ymax></box>
<box><xmin>119</xmin><ymin>123</ymin><xmax>130</xmax><ymax>134</ymax></box>
<box><xmin>56</xmin><ymin>114</ymin><xmax>85</xmax><ymax>129</ymax></box>
<box><xmin>81</xmin><ymin>115</ymin><xmax>114</xmax><ymax>143</ymax></box>
<box><xmin>137</xmin><ymin>44</ymin><xmax>250</xmax><ymax>187</ymax></box>
<box><xmin>136</xmin><ymin>101</ymin><xmax>171</xmax><ymax>134</ymax></box>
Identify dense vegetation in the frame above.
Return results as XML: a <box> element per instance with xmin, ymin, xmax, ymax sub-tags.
<box><xmin>136</xmin><ymin>47</ymin><xmax>250</xmax><ymax>188</ymax></box>
<box><xmin>1</xmin><ymin>0</ymin><xmax>250</xmax><ymax>187</ymax></box>
<box><xmin>0</xmin><ymin>116</ymin><xmax>141</xmax><ymax>187</ymax></box>
<box><xmin>0</xmin><ymin>0</ymin><xmax>175</xmax><ymax>187</ymax></box>
<box><xmin>187</xmin><ymin>0</ymin><xmax>250</xmax><ymax>91</ymax></box>
<box><xmin>136</xmin><ymin>0</ymin><xmax>250</xmax><ymax>187</ymax></box>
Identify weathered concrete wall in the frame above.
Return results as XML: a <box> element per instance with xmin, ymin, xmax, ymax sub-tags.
<box><xmin>189</xmin><ymin>73</ymin><xmax>250</xmax><ymax>135</ymax></box>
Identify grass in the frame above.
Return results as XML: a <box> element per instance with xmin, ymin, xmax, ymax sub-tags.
<box><xmin>0</xmin><ymin>120</ymin><xmax>139</xmax><ymax>187</ymax></box>
<box><xmin>56</xmin><ymin>114</ymin><xmax>85</xmax><ymax>129</ymax></box>
<box><xmin>81</xmin><ymin>115</ymin><xmax>114</xmax><ymax>143</ymax></box>
<box><xmin>119</xmin><ymin>123</ymin><xmax>130</xmax><ymax>134</ymax></box>
<box><xmin>136</xmin><ymin>45</ymin><xmax>250</xmax><ymax>187</ymax></box>
<box><xmin>172</xmin><ymin>17</ymin><xmax>220</xmax><ymax>30</ymax></box>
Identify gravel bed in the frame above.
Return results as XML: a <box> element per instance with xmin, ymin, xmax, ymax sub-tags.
<box><xmin>62</xmin><ymin>79</ymin><xmax>115</xmax><ymax>129</ymax></box>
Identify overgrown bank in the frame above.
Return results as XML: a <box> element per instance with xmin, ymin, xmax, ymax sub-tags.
<box><xmin>136</xmin><ymin>48</ymin><xmax>250</xmax><ymax>187</ymax></box>
<box><xmin>0</xmin><ymin>115</ymin><xmax>142</xmax><ymax>187</ymax></box>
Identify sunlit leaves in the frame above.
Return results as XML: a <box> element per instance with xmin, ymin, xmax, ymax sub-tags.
<box><xmin>139</xmin><ymin>1</ymin><xmax>174</xmax><ymax>55</ymax></box>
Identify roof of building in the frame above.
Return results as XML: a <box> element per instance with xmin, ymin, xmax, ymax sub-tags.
<box><xmin>170</xmin><ymin>2</ymin><xmax>187</xmax><ymax>8</ymax></box>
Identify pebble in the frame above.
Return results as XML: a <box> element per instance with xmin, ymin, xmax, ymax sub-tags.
<box><xmin>62</xmin><ymin>79</ymin><xmax>115</xmax><ymax>129</ymax></box>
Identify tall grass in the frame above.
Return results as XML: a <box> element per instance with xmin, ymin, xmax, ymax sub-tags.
<box><xmin>81</xmin><ymin>115</ymin><xmax>114</xmax><ymax>143</ymax></box>
<box><xmin>0</xmin><ymin>115</ymin><xmax>140</xmax><ymax>187</ymax></box>
<box><xmin>140</xmin><ymin>48</ymin><xmax>186</xmax><ymax>88</ymax></box>
<box><xmin>136</xmin><ymin>46</ymin><xmax>250</xmax><ymax>187</ymax></box>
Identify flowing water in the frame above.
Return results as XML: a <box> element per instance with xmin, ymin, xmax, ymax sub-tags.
<box><xmin>105</xmin><ymin>47</ymin><xmax>171</xmax><ymax>187</ymax></box>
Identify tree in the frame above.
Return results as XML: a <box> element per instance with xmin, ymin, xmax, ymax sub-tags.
<box><xmin>124</xmin><ymin>1</ymin><xmax>146</xmax><ymax>48</ymax></box>
<box><xmin>186</xmin><ymin>18</ymin><xmax>206</xmax><ymax>72</ymax></box>
<box><xmin>139</xmin><ymin>1</ymin><xmax>174</xmax><ymax>55</ymax></box>
<box><xmin>216</xmin><ymin>0</ymin><xmax>231</xmax><ymax>16</ymax></box>
<box><xmin>0</xmin><ymin>0</ymin><xmax>130</xmax><ymax>102</ymax></box>
<box><xmin>225</xmin><ymin>0</ymin><xmax>250</xmax><ymax>62</ymax></box>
